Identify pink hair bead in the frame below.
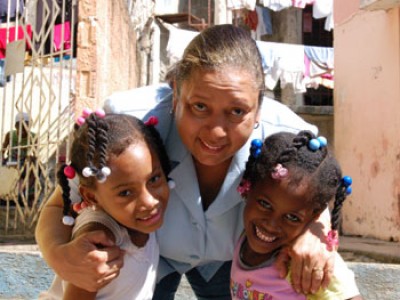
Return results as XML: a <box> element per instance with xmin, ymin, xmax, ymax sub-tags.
<box><xmin>72</xmin><ymin>202</ymin><xmax>81</xmax><ymax>213</ymax></box>
<box><xmin>95</xmin><ymin>108</ymin><xmax>106</xmax><ymax>118</ymax></box>
<box><xmin>64</xmin><ymin>165</ymin><xmax>76</xmax><ymax>179</ymax></box>
<box><xmin>144</xmin><ymin>116</ymin><xmax>158</xmax><ymax>126</ymax></box>
<box><xmin>76</xmin><ymin>116</ymin><xmax>86</xmax><ymax>126</ymax></box>
<box><xmin>82</xmin><ymin>108</ymin><xmax>92</xmax><ymax>117</ymax></box>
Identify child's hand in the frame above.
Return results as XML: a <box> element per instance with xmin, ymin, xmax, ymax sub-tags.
<box><xmin>58</xmin><ymin>230</ymin><xmax>125</xmax><ymax>292</ymax></box>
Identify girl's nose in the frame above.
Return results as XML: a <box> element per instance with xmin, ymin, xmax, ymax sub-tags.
<box><xmin>137</xmin><ymin>189</ymin><xmax>159</xmax><ymax>211</ymax></box>
<box><xmin>262</xmin><ymin>217</ymin><xmax>281</xmax><ymax>234</ymax></box>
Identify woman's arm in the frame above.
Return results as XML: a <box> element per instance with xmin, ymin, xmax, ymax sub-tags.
<box><xmin>62</xmin><ymin>222</ymin><xmax>116</xmax><ymax>299</ymax></box>
<box><xmin>35</xmin><ymin>187</ymin><xmax>124</xmax><ymax>291</ymax></box>
<box><xmin>275</xmin><ymin>207</ymin><xmax>335</xmax><ymax>294</ymax></box>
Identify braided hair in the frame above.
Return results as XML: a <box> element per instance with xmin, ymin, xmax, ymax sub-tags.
<box><xmin>58</xmin><ymin>113</ymin><xmax>171</xmax><ymax>223</ymax></box>
<box><xmin>241</xmin><ymin>130</ymin><xmax>351</xmax><ymax>233</ymax></box>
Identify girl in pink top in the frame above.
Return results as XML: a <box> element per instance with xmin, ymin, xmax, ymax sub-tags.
<box><xmin>231</xmin><ymin>131</ymin><xmax>362</xmax><ymax>300</ymax></box>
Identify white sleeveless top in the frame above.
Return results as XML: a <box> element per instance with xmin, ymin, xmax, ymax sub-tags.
<box><xmin>39</xmin><ymin>208</ymin><xmax>159</xmax><ymax>299</ymax></box>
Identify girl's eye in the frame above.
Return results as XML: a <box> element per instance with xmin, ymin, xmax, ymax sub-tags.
<box><xmin>285</xmin><ymin>214</ymin><xmax>301</xmax><ymax>223</ymax></box>
<box><xmin>257</xmin><ymin>199</ymin><xmax>272</xmax><ymax>210</ymax></box>
<box><xmin>149</xmin><ymin>174</ymin><xmax>161</xmax><ymax>184</ymax></box>
<box><xmin>118</xmin><ymin>190</ymin><xmax>132</xmax><ymax>197</ymax></box>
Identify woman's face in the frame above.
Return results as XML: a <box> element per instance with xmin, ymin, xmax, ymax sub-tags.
<box><xmin>174</xmin><ymin>68</ymin><xmax>260</xmax><ymax>167</ymax></box>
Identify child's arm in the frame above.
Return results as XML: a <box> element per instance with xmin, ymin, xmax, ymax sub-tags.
<box><xmin>63</xmin><ymin>283</ymin><xmax>97</xmax><ymax>300</ymax></box>
<box><xmin>62</xmin><ymin>222</ymin><xmax>117</xmax><ymax>300</ymax></box>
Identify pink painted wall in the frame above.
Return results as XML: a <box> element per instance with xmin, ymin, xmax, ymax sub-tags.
<box><xmin>335</xmin><ymin>0</ymin><xmax>400</xmax><ymax>241</ymax></box>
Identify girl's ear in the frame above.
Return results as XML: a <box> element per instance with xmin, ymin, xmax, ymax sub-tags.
<box><xmin>79</xmin><ymin>185</ymin><xmax>98</xmax><ymax>206</ymax></box>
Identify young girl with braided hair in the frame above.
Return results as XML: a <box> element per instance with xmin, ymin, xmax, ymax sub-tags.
<box><xmin>231</xmin><ymin>130</ymin><xmax>362</xmax><ymax>300</ymax></box>
<box><xmin>40</xmin><ymin>109</ymin><xmax>172</xmax><ymax>300</ymax></box>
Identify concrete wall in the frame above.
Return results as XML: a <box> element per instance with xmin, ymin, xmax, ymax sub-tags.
<box><xmin>76</xmin><ymin>0</ymin><xmax>137</xmax><ymax>114</ymax></box>
<box><xmin>334</xmin><ymin>1</ymin><xmax>400</xmax><ymax>241</ymax></box>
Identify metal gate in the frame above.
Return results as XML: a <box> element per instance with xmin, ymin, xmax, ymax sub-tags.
<box><xmin>0</xmin><ymin>0</ymin><xmax>76</xmax><ymax>240</ymax></box>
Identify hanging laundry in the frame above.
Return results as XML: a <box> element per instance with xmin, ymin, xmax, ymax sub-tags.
<box><xmin>304</xmin><ymin>45</ymin><xmax>334</xmax><ymax>90</ymax></box>
<box><xmin>244</xmin><ymin>9</ymin><xmax>258</xmax><ymax>31</ymax></box>
<box><xmin>313</xmin><ymin>0</ymin><xmax>333</xmax><ymax>31</ymax></box>
<box><xmin>227</xmin><ymin>0</ymin><xmax>257</xmax><ymax>10</ymax></box>
<box><xmin>257</xmin><ymin>41</ymin><xmax>307</xmax><ymax>93</ymax></box>
<box><xmin>259</xmin><ymin>0</ymin><xmax>293</xmax><ymax>11</ymax></box>
<box><xmin>0</xmin><ymin>25</ymin><xmax>32</xmax><ymax>59</ymax></box>
<box><xmin>253</xmin><ymin>6</ymin><xmax>273</xmax><ymax>39</ymax></box>
<box><xmin>292</xmin><ymin>0</ymin><xmax>315</xmax><ymax>9</ymax></box>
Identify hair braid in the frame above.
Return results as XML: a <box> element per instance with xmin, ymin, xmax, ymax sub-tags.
<box><xmin>57</xmin><ymin>163</ymin><xmax>72</xmax><ymax>217</ymax></box>
<box><xmin>331</xmin><ymin>182</ymin><xmax>348</xmax><ymax>231</ymax></box>
<box><xmin>96</xmin><ymin>116</ymin><xmax>109</xmax><ymax>170</ymax></box>
<box><xmin>85</xmin><ymin>114</ymin><xmax>97</xmax><ymax>172</ymax></box>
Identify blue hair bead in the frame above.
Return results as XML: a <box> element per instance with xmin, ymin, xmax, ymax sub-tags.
<box><xmin>317</xmin><ymin>136</ymin><xmax>328</xmax><ymax>147</ymax></box>
<box><xmin>308</xmin><ymin>138</ymin><xmax>320</xmax><ymax>151</ymax></box>
<box><xmin>250</xmin><ymin>139</ymin><xmax>263</xmax><ymax>158</ymax></box>
<box><xmin>251</xmin><ymin>139</ymin><xmax>263</xmax><ymax>148</ymax></box>
<box><xmin>346</xmin><ymin>186</ymin><xmax>352</xmax><ymax>195</ymax></box>
<box><xmin>343</xmin><ymin>176</ymin><xmax>353</xmax><ymax>187</ymax></box>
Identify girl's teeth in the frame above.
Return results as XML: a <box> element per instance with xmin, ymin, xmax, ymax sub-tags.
<box><xmin>256</xmin><ymin>226</ymin><xmax>276</xmax><ymax>242</ymax></box>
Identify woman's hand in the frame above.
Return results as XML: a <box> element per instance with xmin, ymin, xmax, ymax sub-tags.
<box><xmin>274</xmin><ymin>210</ymin><xmax>335</xmax><ymax>295</ymax></box>
<box><xmin>55</xmin><ymin>230</ymin><xmax>125</xmax><ymax>292</ymax></box>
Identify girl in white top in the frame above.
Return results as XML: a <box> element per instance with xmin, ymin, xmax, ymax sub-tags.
<box><xmin>39</xmin><ymin>110</ymin><xmax>172</xmax><ymax>300</ymax></box>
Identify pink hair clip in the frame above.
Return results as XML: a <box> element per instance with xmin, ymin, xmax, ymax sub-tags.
<box><xmin>76</xmin><ymin>116</ymin><xmax>86</xmax><ymax>126</ymax></box>
<box><xmin>72</xmin><ymin>201</ymin><xmax>88</xmax><ymax>213</ymax></box>
<box><xmin>326</xmin><ymin>230</ymin><xmax>339</xmax><ymax>251</ymax></box>
<box><xmin>76</xmin><ymin>108</ymin><xmax>106</xmax><ymax>126</ymax></box>
<box><xmin>237</xmin><ymin>179</ymin><xmax>251</xmax><ymax>196</ymax></box>
<box><xmin>144</xmin><ymin>116</ymin><xmax>158</xmax><ymax>126</ymax></box>
<box><xmin>63</xmin><ymin>165</ymin><xmax>76</xmax><ymax>179</ymax></box>
<box><xmin>271</xmin><ymin>164</ymin><xmax>288</xmax><ymax>180</ymax></box>
<box><xmin>81</xmin><ymin>108</ymin><xmax>92</xmax><ymax>118</ymax></box>
<box><xmin>95</xmin><ymin>108</ymin><xmax>106</xmax><ymax>118</ymax></box>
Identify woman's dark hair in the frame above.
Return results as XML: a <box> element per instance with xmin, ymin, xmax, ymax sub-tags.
<box><xmin>241</xmin><ymin>130</ymin><xmax>350</xmax><ymax>232</ymax></box>
<box><xmin>58</xmin><ymin>113</ymin><xmax>171</xmax><ymax>220</ymax></box>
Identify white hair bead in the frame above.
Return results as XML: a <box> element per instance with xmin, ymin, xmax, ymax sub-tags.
<box><xmin>82</xmin><ymin>167</ymin><xmax>93</xmax><ymax>177</ymax></box>
<box><xmin>101</xmin><ymin>167</ymin><xmax>111</xmax><ymax>176</ymax></box>
<box><xmin>168</xmin><ymin>179</ymin><xmax>176</xmax><ymax>189</ymax></box>
<box><xmin>62</xmin><ymin>215</ymin><xmax>75</xmax><ymax>226</ymax></box>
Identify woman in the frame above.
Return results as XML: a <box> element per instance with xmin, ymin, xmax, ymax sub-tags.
<box><xmin>36</xmin><ymin>24</ymin><xmax>334</xmax><ymax>299</ymax></box>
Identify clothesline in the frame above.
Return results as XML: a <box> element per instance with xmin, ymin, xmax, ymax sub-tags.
<box><xmin>163</xmin><ymin>22</ymin><xmax>334</xmax><ymax>94</ymax></box>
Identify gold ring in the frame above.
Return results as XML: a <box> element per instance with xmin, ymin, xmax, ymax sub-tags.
<box><xmin>313</xmin><ymin>267</ymin><xmax>324</xmax><ymax>280</ymax></box>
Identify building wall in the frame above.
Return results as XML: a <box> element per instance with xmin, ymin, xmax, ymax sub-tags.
<box><xmin>335</xmin><ymin>1</ymin><xmax>400</xmax><ymax>241</ymax></box>
<box><xmin>76</xmin><ymin>0</ymin><xmax>137</xmax><ymax>114</ymax></box>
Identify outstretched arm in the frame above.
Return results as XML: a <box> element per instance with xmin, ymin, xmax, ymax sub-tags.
<box><xmin>275</xmin><ymin>207</ymin><xmax>334</xmax><ymax>294</ymax></box>
<box><xmin>35</xmin><ymin>187</ymin><xmax>124</xmax><ymax>291</ymax></box>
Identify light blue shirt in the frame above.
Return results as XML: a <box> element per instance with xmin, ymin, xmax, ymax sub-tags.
<box><xmin>104</xmin><ymin>84</ymin><xmax>318</xmax><ymax>282</ymax></box>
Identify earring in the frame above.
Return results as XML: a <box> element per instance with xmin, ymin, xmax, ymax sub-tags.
<box><xmin>254</xmin><ymin>122</ymin><xmax>260</xmax><ymax>129</ymax></box>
